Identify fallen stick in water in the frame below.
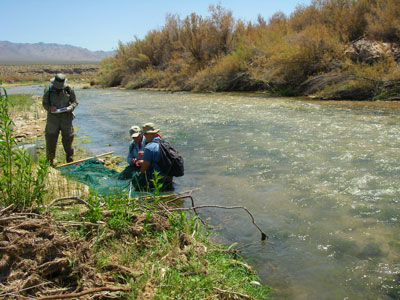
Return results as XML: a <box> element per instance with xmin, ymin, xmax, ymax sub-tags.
<box><xmin>55</xmin><ymin>151</ymin><xmax>114</xmax><ymax>168</ymax></box>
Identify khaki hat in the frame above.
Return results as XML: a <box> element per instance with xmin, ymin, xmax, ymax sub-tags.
<box><xmin>142</xmin><ymin>122</ymin><xmax>160</xmax><ymax>134</ymax></box>
<box><xmin>129</xmin><ymin>125</ymin><xmax>142</xmax><ymax>138</ymax></box>
<box><xmin>50</xmin><ymin>73</ymin><xmax>67</xmax><ymax>89</ymax></box>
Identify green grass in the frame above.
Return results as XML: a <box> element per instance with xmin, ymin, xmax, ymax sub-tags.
<box><xmin>8</xmin><ymin>94</ymin><xmax>36</xmax><ymax>111</ymax></box>
<box><xmin>52</xmin><ymin>188</ymin><xmax>271</xmax><ymax>299</ymax></box>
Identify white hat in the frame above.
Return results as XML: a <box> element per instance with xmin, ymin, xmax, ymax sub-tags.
<box><xmin>129</xmin><ymin>125</ymin><xmax>142</xmax><ymax>138</ymax></box>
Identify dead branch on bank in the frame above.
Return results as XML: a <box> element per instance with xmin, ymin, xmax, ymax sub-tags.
<box><xmin>101</xmin><ymin>264</ymin><xmax>143</xmax><ymax>278</ymax></box>
<box><xmin>0</xmin><ymin>212</ymin><xmax>130</xmax><ymax>299</ymax></box>
<box><xmin>0</xmin><ymin>204</ymin><xmax>14</xmax><ymax>214</ymax></box>
<box><xmin>47</xmin><ymin>196</ymin><xmax>90</xmax><ymax>208</ymax></box>
<box><xmin>156</xmin><ymin>204</ymin><xmax>268</xmax><ymax>241</ymax></box>
<box><xmin>35</xmin><ymin>286</ymin><xmax>130</xmax><ymax>300</ymax></box>
<box><xmin>213</xmin><ymin>287</ymin><xmax>253</xmax><ymax>299</ymax></box>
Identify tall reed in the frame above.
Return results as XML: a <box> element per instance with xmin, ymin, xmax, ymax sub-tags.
<box><xmin>0</xmin><ymin>87</ymin><xmax>49</xmax><ymax>209</ymax></box>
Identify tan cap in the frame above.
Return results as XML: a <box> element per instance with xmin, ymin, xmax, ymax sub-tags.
<box><xmin>142</xmin><ymin>122</ymin><xmax>160</xmax><ymax>134</ymax></box>
<box><xmin>129</xmin><ymin>125</ymin><xmax>142</xmax><ymax>138</ymax></box>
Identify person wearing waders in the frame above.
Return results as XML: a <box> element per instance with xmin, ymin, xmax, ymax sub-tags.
<box><xmin>42</xmin><ymin>74</ymin><xmax>77</xmax><ymax>167</ymax></box>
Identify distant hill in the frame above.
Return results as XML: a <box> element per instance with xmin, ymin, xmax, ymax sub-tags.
<box><xmin>0</xmin><ymin>41</ymin><xmax>115</xmax><ymax>64</ymax></box>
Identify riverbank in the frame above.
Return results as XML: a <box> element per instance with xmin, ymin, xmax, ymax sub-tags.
<box><xmin>2</xmin><ymin>91</ymin><xmax>271</xmax><ymax>299</ymax></box>
<box><xmin>95</xmin><ymin>1</ymin><xmax>400</xmax><ymax>101</ymax></box>
<box><xmin>0</xmin><ymin>64</ymin><xmax>99</xmax><ymax>84</ymax></box>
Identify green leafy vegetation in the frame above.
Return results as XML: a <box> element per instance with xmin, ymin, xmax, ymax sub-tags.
<box><xmin>0</xmin><ymin>87</ymin><xmax>49</xmax><ymax>209</ymax></box>
<box><xmin>60</xmin><ymin>185</ymin><xmax>271</xmax><ymax>299</ymax></box>
<box><xmin>98</xmin><ymin>0</ymin><xmax>400</xmax><ymax>100</ymax></box>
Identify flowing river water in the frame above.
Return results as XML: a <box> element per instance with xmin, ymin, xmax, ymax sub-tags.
<box><xmin>8</xmin><ymin>86</ymin><xmax>400</xmax><ymax>299</ymax></box>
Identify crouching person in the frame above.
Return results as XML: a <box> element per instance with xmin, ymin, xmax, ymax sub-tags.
<box><xmin>118</xmin><ymin>125</ymin><xmax>145</xmax><ymax>180</ymax></box>
<box><xmin>132</xmin><ymin>123</ymin><xmax>173</xmax><ymax>191</ymax></box>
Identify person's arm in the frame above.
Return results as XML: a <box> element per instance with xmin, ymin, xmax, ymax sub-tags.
<box><xmin>68</xmin><ymin>88</ymin><xmax>78</xmax><ymax>110</ymax></box>
<box><xmin>127</xmin><ymin>143</ymin><xmax>136</xmax><ymax>165</ymax></box>
<box><xmin>42</xmin><ymin>87</ymin><xmax>54</xmax><ymax>112</ymax></box>
<box><xmin>139</xmin><ymin>160</ymin><xmax>151</xmax><ymax>174</ymax></box>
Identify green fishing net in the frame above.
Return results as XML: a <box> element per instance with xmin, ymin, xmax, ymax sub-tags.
<box><xmin>57</xmin><ymin>158</ymin><xmax>173</xmax><ymax>197</ymax></box>
<box><xmin>58</xmin><ymin>158</ymin><xmax>132</xmax><ymax>196</ymax></box>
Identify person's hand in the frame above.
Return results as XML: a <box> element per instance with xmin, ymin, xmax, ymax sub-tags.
<box><xmin>135</xmin><ymin>160</ymin><xmax>143</xmax><ymax>167</ymax></box>
<box><xmin>138</xmin><ymin>151</ymin><xmax>144</xmax><ymax>158</ymax></box>
<box><xmin>50</xmin><ymin>106</ymin><xmax>57</xmax><ymax>112</ymax></box>
<box><xmin>131</xmin><ymin>158</ymin><xmax>137</xmax><ymax>165</ymax></box>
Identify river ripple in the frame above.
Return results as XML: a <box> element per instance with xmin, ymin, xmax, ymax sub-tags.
<box><xmin>8</xmin><ymin>86</ymin><xmax>400</xmax><ymax>300</ymax></box>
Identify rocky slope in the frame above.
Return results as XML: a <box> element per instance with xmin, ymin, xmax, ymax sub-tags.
<box><xmin>0</xmin><ymin>41</ymin><xmax>114</xmax><ymax>63</ymax></box>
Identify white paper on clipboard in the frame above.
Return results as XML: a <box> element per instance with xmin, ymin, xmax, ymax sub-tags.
<box><xmin>52</xmin><ymin>107</ymin><xmax>71</xmax><ymax>113</ymax></box>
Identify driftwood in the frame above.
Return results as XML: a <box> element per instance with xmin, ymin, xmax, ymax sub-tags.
<box><xmin>36</xmin><ymin>286</ymin><xmax>130</xmax><ymax>300</ymax></box>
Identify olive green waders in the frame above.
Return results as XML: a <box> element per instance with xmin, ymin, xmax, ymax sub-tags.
<box><xmin>43</xmin><ymin>76</ymin><xmax>77</xmax><ymax>165</ymax></box>
<box><xmin>45</xmin><ymin>112</ymin><xmax>74</xmax><ymax>164</ymax></box>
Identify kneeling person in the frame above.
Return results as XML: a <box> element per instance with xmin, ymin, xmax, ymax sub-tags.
<box><xmin>135</xmin><ymin>123</ymin><xmax>173</xmax><ymax>189</ymax></box>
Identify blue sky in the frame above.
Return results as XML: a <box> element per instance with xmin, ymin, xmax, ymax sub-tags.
<box><xmin>1</xmin><ymin>0</ymin><xmax>311</xmax><ymax>52</ymax></box>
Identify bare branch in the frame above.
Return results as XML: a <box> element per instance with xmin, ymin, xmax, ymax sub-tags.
<box><xmin>58</xmin><ymin>221</ymin><xmax>105</xmax><ymax>227</ymax></box>
<box><xmin>102</xmin><ymin>264</ymin><xmax>143</xmax><ymax>278</ymax></box>
<box><xmin>0</xmin><ymin>204</ymin><xmax>14</xmax><ymax>215</ymax></box>
<box><xmin>47</xmin><ymin>197</ymin><xmax>90</xmax><ymax>208</ymax></box>
<box><xmin>36</xmin><ymin>286</ymin><xmax>130</xmax><ymax>300</ymax></box>
<box><xmin>213</xmin><ymin>287</ymin><xmax>252</xmax><ymax>299</ymax></box>
<box><xmin>156</xmin><ymin>205</ymin><xmax>268</xmax><ymax>240</ymax></box>
<box><xmin>0</xmin><ymin>216</ymin><xmax>27</xmax><ymax>223</ymax></box>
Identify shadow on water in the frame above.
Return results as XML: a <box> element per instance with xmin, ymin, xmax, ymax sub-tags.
<box><xmin>8</xmin><ymin>86</ymin><xmax>400</xmax><ymax>300</ymax></box>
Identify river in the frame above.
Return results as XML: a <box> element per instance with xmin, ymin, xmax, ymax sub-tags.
<box><xmin>8</xmin><ymin>86</ymin><xmax>400</xmax><ymax>300</ymax></box>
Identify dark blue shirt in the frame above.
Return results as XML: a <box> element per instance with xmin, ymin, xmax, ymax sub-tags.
<box><xmin>143</xmin><ymin>136</ymin><xmax>162</xmax><ymax>175</ymax></box>
<box><xmin>127</xmin><ymin>136</ymin><xmax>146</xmax><ymax>165</ymax></box>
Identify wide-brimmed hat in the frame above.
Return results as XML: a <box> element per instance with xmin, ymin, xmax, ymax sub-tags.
<box><xmin>142</xmin><ymin>122</ymin><xmax>160</xmax><ymax>134</ymax></box>
<box><xmin>129</xmin><ymin>125</ymin><xmax>142</xmax><ymax>138</ymax></box>
<box><xmin>50</xmin><ymin>73</ymin><xmax>67</xmax><ymax>89</ymax></box>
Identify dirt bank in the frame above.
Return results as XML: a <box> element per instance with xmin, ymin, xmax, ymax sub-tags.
<box><xmin>0</xmin><ymin>64</ymin><xmax>99</xmax><ymax>84</ymax></box>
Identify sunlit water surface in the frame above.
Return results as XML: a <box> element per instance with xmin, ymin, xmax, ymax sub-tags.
<box><xmin>8</xmin><ymin>86</ymin><xmax>400</xmax><ymax>299</ymax></box>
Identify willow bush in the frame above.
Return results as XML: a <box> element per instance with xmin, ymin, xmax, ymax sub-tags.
<box><xmin>98</xmin><ymin>0</ymin><xmax>400</xmax><ymax>99</ymax></box>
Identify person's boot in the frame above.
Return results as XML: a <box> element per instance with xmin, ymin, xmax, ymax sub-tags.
<box><xmin>66</xmin><ymin>156</ymin><xmax>73</xmax><ymax>163</ymax></box>
<box><xmin>48</xmin><ymin>159</ymin><xmax>55</xmax><ymax>168</ymax></box>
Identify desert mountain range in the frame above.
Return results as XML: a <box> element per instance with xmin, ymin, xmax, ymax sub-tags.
<box><xmin>0</xmin><ymin>41</ymin><xmax>114</xmax><ymax>64</ymax></box>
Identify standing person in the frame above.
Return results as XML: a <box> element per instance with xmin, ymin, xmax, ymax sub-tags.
<box><xmin>118</xmin><ymin>125</ymin><xmax>146</xmax><ymax>180</ymax></box>
<box><xmin>42</xmin><ymin>73</ymin><xmax>77</xmax><ymax>166</ymax></box>
<box><xmin>135</xmin><ymin>122</ymin><xmax>173</xmax><ymax>189</ymax></box>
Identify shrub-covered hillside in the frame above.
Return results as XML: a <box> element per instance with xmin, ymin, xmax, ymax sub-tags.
<box><xmin>98</xmin><ymin>0</ymin><xmax>400</xmax><ymax>100</ymax></box>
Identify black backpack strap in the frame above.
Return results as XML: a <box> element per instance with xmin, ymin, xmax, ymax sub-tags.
<box><xmin>64</xmin><ymin>85</ymin><xmax>71</xmax><ymax>95</ymax></box>
<box><xmin>48</xmin><ymin>85</ymin><xmax>52</xmax><ymax>106</ymax></box>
